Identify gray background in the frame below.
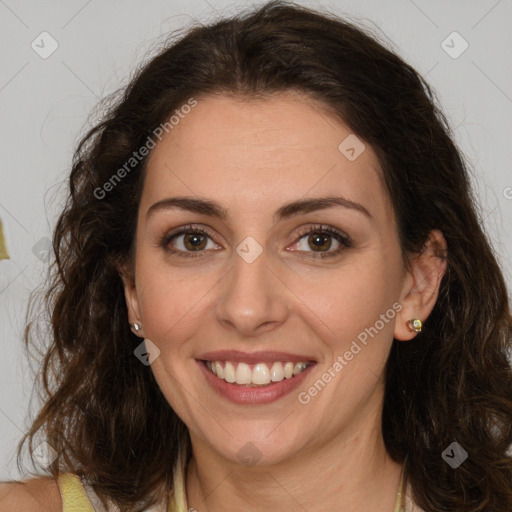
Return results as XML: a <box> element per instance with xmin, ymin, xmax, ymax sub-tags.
<box><xmin>0</xmin><ymin>0</ymin><xmax>511</xmax><ymax>480</ymax></box>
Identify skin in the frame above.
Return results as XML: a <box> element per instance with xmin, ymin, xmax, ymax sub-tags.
<box><xmin>121</xmin><ymin>90</ymin><xmax>447</xmax><ymax>511</ymax></box>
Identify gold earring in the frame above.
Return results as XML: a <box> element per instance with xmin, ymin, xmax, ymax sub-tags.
<box><xmin>408</xmin><ymin>319</ymin><xmax>422</xmax><ymax>333</ymax></box>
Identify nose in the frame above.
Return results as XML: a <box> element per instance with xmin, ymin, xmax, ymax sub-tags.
<box><xmin>215</xmin><ymin>243</ymin><xmax>290</xmax><ymax>338</ymax></box>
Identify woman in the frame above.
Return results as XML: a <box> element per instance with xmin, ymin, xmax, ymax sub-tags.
<box><xmin>1</xmin><ymin>1</ymin><xmax>511</xmax><ymax>510</ymax></box>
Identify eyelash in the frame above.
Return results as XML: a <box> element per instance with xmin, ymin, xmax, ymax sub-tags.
<box><xmin>159</xmin><ymin>223</ymin><xmax>352</xmax><ymax>260</ymax></box>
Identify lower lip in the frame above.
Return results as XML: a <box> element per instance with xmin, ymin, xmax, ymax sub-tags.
<box><xmin>197</xmin><ymin>360</ymin><xmax>315</xmax><ymax>405</ymax></box>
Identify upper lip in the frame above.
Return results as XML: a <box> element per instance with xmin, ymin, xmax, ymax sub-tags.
<box><xmin>197</xmin><ymin>350</ymin><xmax>317</xmax><ymax>364</ymax></box>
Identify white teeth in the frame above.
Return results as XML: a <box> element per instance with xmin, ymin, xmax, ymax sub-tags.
<box><xmin>270</xmin><ymin>362</ymin><xmax>284</xmax><ymax>382</ymax></box>
<box><xmin>235</xmin><ymin>362</ymin><xmax>252</xmax><ymax>384</ymax></box>
<box><xmin>224</xmin><ymin>361</ymin><xmax>236</xmax><ymax>383</ymax></box>
<box><xmin>214</xmin><ymin>361</ymin><xmax>224</xmax><ymax>379</ymax></box>
<box><xmin>252</xmin><ymin>363</ymin><xmax>270</xmax><ymax>385</ymax></box>
<box><xmin>293</xmin><ymin>362</ymin><xmax>307</xmax><ymax>376</ymax></box>
<box><xmin>205</xmin><ymin>360</ymin><xmax>310</xmax><ymax>386</ymax></box>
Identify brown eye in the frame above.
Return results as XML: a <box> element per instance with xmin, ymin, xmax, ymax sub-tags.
<box><xmin>290</xmin><ymin>225</ymin><xmax>352</xmax><ymax>259</ymax></box>
<box><xmin>160</xmin><ymin>225</ymin><xmax>220</xmax><ymax>258</ymax></box>
<box><xmin>181</xmin><ymin>232</ymin><xmax>208</xmax><ymax>251</ymax></box>
<box><xmin>307</xmin><ymin>233</ymin><xmax>333</xmax><ymax>252</ymax></box>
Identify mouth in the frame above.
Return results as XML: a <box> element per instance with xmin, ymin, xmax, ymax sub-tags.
<box><xmin>203</xmin><ymin>360</ymin><xmax>313</xmax><ymax>387</ymax></box>
<box><xmin>196</xmin><ymin>350</ymin><xmax>317</xmax><ymax>404</ymax></box>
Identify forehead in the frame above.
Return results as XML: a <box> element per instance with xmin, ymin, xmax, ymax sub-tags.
<box><xmin>141</xmin><ymin>91</ymin><xmax>393</xmax><ymax>225</ymax></box>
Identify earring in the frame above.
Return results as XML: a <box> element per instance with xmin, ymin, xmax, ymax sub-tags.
<box><xmin>408</xmin><ymin>319</ymin><xmax>422</xmax><ymax>333</ymax></box>
<box><xmin>132</xmin><ymin>323</ymin><xmax>142</xmax><ymax>333</ymax></box>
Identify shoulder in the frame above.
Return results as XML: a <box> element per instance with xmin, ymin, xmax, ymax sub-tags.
<box><xmin>0</xmin><ymin>476</ymin><xmax>62</xmax><ymax>512</ymax></box>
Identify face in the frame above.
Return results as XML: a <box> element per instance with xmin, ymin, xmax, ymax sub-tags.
<box><xmin>123</xmin><ymin>91</ymin><xmax>416</xmax><ymax>466</ymax></box>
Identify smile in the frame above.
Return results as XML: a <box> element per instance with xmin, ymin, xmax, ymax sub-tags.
<box><xmin>196</xmin><ymin>350</ymin><xmax>317</xmax><ymax>404</ymax></box>
<box><xmin>205</xmin><ymin>360</ymin><xmax>311</xmax><ymax>387</ymax></box>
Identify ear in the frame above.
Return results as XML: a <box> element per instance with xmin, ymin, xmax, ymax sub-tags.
<box><xmin>394</xmin><ymin>229</ymin><xmax>448</xmax><ymax>341</ymax></box>
<box><xmin>118</xmin><ymin>261</ymin><xmax>145</xmax><ymax>338</ymax></box>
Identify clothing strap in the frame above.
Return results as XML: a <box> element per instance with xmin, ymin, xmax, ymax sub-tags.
<box><xmin>393</xmin><ymin>464</ymin><xmax>406</xmax><ymax>512</ymax></box>
<box><xmin>57</xmin><ymin>473</ymin><xmax>96</xmax><ymax>512</ymax></box>
<box><xmin>168</xmin><ymin>440</ymin><xmax>189</xmax><ymax>511</ymax></box>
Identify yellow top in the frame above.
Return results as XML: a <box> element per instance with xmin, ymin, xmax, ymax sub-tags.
<box><xmin>57</xmin><ymin>445</ymin><xmax>188</xmax><ymax>512</ymax></box>
<box><xmin>57</xmin><ymin>448</ymin><xmax>417</xmax><ymax>511</ymax></box>
<box><xmin>0</xmin><ymin>219</ymin><xmax>9</xmax><ymax>260</ymax></box>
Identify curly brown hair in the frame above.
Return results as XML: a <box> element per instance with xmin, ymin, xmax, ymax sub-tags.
<box><xmin>13</xmin><ymin>1</ymin><xmax>512</xmax><ymax>510</ymax></box>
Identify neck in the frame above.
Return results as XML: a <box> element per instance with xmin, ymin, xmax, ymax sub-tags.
<box><xmin>185</xmin><ymin>405</ymin><xmax>404</xmax><ymax>511</ymax></box>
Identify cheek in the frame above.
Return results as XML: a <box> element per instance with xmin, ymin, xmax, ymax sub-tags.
<box><xmin>294</xmin><ymin>252</ymin><xmax>401</xmax><ymax>353</ymax></box>
<box><xmin>134</xmin><ymin>255</ymin><xmax>220</xmax><ymax>348</ymax></box>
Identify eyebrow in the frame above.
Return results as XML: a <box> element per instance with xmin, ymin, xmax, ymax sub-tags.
<box><xmin>146</xmin><ymin>195</ymin><xmax>372</xmax><ymax>222</ymax></box>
